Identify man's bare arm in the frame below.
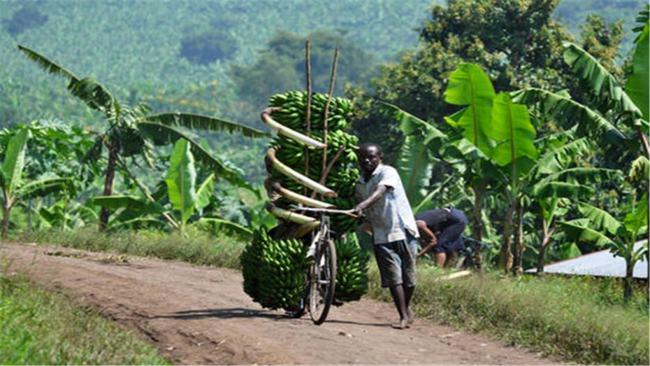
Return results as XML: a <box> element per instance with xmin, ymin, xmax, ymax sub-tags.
<box><xmin>354</xmin><ymin>184</ymin><xmax>388</xmax><ymax>214</ymax></box>
<box><xmin>416</xmin><ymin>220</ymin><xmax>437</xmax><ymax>257</ymax></box>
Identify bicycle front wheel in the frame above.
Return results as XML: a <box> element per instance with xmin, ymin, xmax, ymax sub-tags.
<box><xmin>308</xmin><ymin>238</ymin><xmax>337</xmax><ymax>325</ymax></box>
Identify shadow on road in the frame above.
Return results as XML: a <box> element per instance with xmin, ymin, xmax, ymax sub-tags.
<box><xmin>153</xmin><ymin>307</ymin><xmax>391</xmax><ymax>328</ymax></box>
<box><xmin>154</xmin><ymin>307</ymin><xmax>286</xmax><ymax>320</ymax></box>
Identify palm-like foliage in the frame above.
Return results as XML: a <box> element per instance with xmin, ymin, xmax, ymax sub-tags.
<box><xmin>512</xmin><ymin>39</ymin><xmax>648</xmax><ymax>155</ymax></box>
<box><xmin>18</xmin><ymin>45</ymin><xmax>268</xmax><ymax>228</ymax></box>
<box><xmin>0</xmin><ymin>128</ymin><xmax>68</xmax><ymax>237</ymax></box>
<box><xmin>561</xmin><ymin>197</ymin><xmax>648</xmax><ymax>301</ymax></box>
<box><xmin>521</xmin><ymin>134</ymin><xmax>622</xmax><ymax>271</ymax></box>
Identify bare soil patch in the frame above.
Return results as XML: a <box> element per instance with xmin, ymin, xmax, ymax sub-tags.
<box><xmin>1</xmin><ymin>243</ymin><xmax>555</xmax><ymax>365</ymax></box>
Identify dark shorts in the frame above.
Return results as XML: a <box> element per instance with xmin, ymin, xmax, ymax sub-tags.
<box><xmin>373</xmin><ymin>233</ymin><xmax>418</xmax><ymax>288</ymax></box>
<box><xmin>432</xmin><ymin>209</ymin><xmax>467</xmax><ymax>254</ymax></box>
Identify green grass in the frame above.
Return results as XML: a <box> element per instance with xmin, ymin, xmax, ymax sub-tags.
<box><xmin>15</xmin><ymin>228</ymin><xmax>649</xmax><ymax>365</ymax></box>
<box><xmin>368</xmin><ymin>261</ymin><xmax>649</xmax><ymax>365</ymax></box>
<box><xmin>0</xmin><ymin>267</ymin><xmax>168</xmax><ymax>364</ymax></box>
<box><xmin>17</xmin><ymin>227</ymin><xmax>245</xmax><ymax>269</ymax></box>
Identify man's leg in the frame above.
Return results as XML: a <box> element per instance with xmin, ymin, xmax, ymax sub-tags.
<box><xmin>389</xmin><ymin>284</ymin><xmax>409</xmax><ymax>329</ymax></box>
<box><xmin>404</xmin><ymin>285</ymin><xmax>415</xmax><ymax>324</ymax></box>
<box><xmin>435</xmin><ymin>252</ymin><xmax>446</xmax><ymax>267</ymax></box>
<box><xmin>445</xmin><ymin>251</ymin><xmax>457</xmax><ymax>268</ymax></box>
<box><xmin>374</xmin><ymin>243</ymin><xmax>409</xmax><ymax>328</ymax></box>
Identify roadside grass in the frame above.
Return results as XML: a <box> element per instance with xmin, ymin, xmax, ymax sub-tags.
<box><xmin>368</xmin><ymin>262</ymin><xmax>649</xmax><ymax>365</ymax></box>
<box><xmin>0</xmin><ymin>265</ymin><xmax>168</xmax><ymax>365</ymax></box>
<box><xmin>14</xmin><ymin>228</ymin><xmax>649</xmax><ymax>365</ymax></box>
<box><xmin>17</xmin><ymin>226</ymin><xmax>244</xmax><ymax>269</ymax></box>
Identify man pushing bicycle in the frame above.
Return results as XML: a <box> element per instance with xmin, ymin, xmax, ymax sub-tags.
<box><xmin>354</xmin><ymin>143</ymin><xmax>419</xmax><ymax>330</ymax></box>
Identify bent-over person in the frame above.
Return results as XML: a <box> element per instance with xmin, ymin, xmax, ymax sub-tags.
<box><xmin>415</xmin><ymin>207</ymin><xmax>468</xmax><ymax>267</ymax></box>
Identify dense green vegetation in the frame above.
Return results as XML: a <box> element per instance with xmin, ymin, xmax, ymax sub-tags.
<box><xmin>0</xmin><ymin>270</ymin><xmax>168</xmax><ymax>364</ymax></box>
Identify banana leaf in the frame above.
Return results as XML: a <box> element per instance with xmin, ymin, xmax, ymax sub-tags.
<box><xmin>560</xmin><ymin>219</ymin><xmax>616</xmax><ymax>247</ymax></box>
<box><xmin>625</xmin><ymin>24</ymin><xmax>649</xmax><ymax>120</ymax></box>
<box><xmin>577</xmin><ymin>203</ymin><xmax>622</xmax><ymax>236</ymax></box>
<box><xmin>512</xmin><ymin>88</ymin><xmax>627</xmax><ymax>144</ymax></box>
<box><xmin>1</xmin><ymin>128</ymin><xmax>29</xmax><ymax>195</ymax></box>
<box><xmin>165</xmin><ymin>139</ymin><xmax>196</xmax><ymax>226</ymax></box>
<box><xmin>18</xmin><ymin>45</ymin><xmax>115</xmax><ymax>113</ymax></box>
<box><xmin>137</xmin><ymin>121</ymin><xmax>251</xmax><ymax>190</ymax></box>
<box><xmin>145</xmin><ymin>113</ymin><xmax>269</xmax><ymax>138</ymax></box>
<box><xmin>17</xmin><ymin>177</ymin><xmax>68</xmax><ymax>199</ymax></box>
<box><xmin>490</xmin><ymin>93</ymin><xmax>538</xmax><ymax>169</ymax></box>
<box><xmin>444</xmin><ymin>63</ymin><xmax>495</xmax><ymax>155</ymax></box>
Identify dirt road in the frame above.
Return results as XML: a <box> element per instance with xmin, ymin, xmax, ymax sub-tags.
<box><xmin>1</xmin><ymin>243</ymin><xmax>553</xmax><ymax>365</ymax></box>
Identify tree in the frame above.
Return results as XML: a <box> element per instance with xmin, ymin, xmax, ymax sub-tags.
<box><xmin>351</xmin><ymin>0</ymin><xmax>574</xmax><ymax>162</ymax></box>
<box><xmin>514</xmin><ymin>11</ymin><xmax>649</xmax><ymax>280</ymax></box>
<box><xmin>18</xmin><ymin>45</ymin><xmax>268</xmax><ymax>229</ymax></box>
<box><xmin>522</xmin><ymin>134</ymin><xmax>620</xmax><ymax>272</ymax></box>
<box><xmin>230</xmin><ymin>29</ymin><xmax>376</xmax><ymax>120</ymax></box>
<box><xmin>562</xmin><ymin>197</ymin><xmax>647</xmax><ymax>301</ymax></box>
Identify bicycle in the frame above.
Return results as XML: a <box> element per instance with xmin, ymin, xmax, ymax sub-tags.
<box><xmin>288</xmin><ymin>205</ymin><xmax>357</xmax><ymax>325</ymax></box>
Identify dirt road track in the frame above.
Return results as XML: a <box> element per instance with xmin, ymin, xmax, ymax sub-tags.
<box><xmin>1</xmin><ymin>243</ymin><xmax>555</xmax><ymax>365</ymax></box>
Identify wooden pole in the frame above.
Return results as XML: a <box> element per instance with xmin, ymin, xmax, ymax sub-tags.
<box><xmin>321</xmin><ymin>47</ymin><xmax>339</xmax><ymax>181</ymax></box>
<box><xmin>304</xmin><ymin>40</ymin><xmax>312</xmax><ymax>193</ymax></box>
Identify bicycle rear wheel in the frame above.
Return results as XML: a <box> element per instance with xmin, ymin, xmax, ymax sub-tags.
<box><xmin>308</xmin><ymin>238</ymin><xmax>337</xmax><ymax>325</ymax></box>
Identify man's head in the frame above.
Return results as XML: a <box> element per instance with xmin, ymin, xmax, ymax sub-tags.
<box><xmin>357</xmin><ymin>143</ymin><xmax>383</xmax><ymax>175</ymax></box>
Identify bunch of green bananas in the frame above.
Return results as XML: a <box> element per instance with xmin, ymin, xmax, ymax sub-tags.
<box><xmin>334</xmin><ymin>233</ymin><xmax>370</xmax><ymax>303</ymax></box>
<box><xmin>240</xmin><ymin>229</ymin><xmax>308</xmax><ymax>310</ymax></box>
<box><xmin>241</xmin><ymin>91</ymin><xmax>369</xmax><ymax>312</ymax></box>
<box><xmin>269</xmin><ymin>91</ymin><xmax>360</xmax><ymax>234</ymax></box>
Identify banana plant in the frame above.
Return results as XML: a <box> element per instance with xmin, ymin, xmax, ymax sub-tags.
<box><xmin>444</xmin><ymin>63</ymin><xmax>538</xmax><ymax>272</ymax></box>
<box><xmin>0</xmin><ymin>128</ymin><xmax>68</xmax><ymax>237</ymax></box>
<box><xmin>523</xmin><ymin>134</ymin><xmax>622</xmax><ymax>272</ymax></box>
<box><xmin>513</xmin><ymin>11</ymin><xmax>649</xmax><ymax>286</ymax></box>
<box><xmin>383</xmin><ymin>101</ymin><xmax>498</xmax><ymax>246</ymax></box>
<box><xmin>18</xmin><ymin>45</ymin><xmax>268</xmax><ymax>229</ymax></box>
<box><xmin>561</xmin><ymin>196</ymin><xmax>648</xmax><ymax>301</ymax></box>
<box><xmin>165</xmin><ymin>139</ymin><xmax>214</xmax><ymax>233</ymax></box>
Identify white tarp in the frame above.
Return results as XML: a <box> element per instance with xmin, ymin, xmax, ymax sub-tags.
<box><xmin>527</xmin><ymin>241</ymin><xmax>648</xmax><ymax>279</ymax></box>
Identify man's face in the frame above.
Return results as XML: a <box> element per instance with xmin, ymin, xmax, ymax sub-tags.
<box><xmin>358</xmin><ymin>146</ymin><xmax>382</xmax><ymax>175</ymax></box>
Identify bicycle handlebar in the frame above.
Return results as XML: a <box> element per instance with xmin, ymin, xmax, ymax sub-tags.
<box><xmin>289</xmin><ymin>205</ymin><xmax>359</xmax><ymax>218</ymax></box>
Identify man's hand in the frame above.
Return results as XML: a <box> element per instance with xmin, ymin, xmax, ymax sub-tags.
<box><xmin>417</xmin><ymin>234</ymin><xmax>438</xmax><ymax>257</ymax></box>
<box><xmin>353</xmin><ymin>204</ymin><xmax>364</xmax><ymax>216</ymax></box>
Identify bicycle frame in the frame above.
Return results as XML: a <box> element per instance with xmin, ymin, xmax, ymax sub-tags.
<box><xmin>289</xmin><ymin>205</ymin><xmax>356</xmax><ymax>324</ymax></box>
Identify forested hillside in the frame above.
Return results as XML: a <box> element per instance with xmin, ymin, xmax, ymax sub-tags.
<box><xmin>0</xmin><ymin>0</ymin><xmax>645</xmax><ymax>180</ymax></box>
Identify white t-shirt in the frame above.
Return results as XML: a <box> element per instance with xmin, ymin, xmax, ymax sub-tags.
<box><xmin>356</xmin><ymin>164</ymin><xmax>419</xmax><ymax>244</ymax></box>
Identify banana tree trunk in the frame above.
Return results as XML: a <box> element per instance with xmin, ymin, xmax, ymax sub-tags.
<box><xmin>537</xmin><ymin>221</ymin><xmax>554</xmax><ymax>274</ymax></box>
<box><xmin>471</xmin><ymin>181</ymin><xmax>485</xmax><ymax>241</ymax></box>
<box><xmin>640</xmin><ymin>129</ymin><xmax>650</xmax><ymax>304</ymax></box>
<box><xmin>499</xmin><ymin>198</ymin><xmax>515</xmax><ymax>273</ymax></box>
<box><xmin>99</xmin><ymin>141</ymin><xmax>119</xmax><ymax>230</ymax></box>
<box><xmin>470</xmin><ymin>181</ymin><xmax>485</xmax><ymax>270</ymax></box>
<box><xmin>512</xmin><ymin>199</ymin><xmax>524</xmax><ymax>276</ymax></box>
<box><xmin>2</xmin><ymin>198</ymin><xmax>11</xmax><ymax>239</ymax></box>
<box><xmin>623</xmin><ymin>257</ymin><xmax>634</xmax><ymax>302</ymax></box>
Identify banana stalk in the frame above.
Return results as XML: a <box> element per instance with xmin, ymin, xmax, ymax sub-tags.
<box><xmin>295</xmin><ymin>221</ymin><xmax>321</xmax><ymax>237</ymax></box>
<box><xmin>271</xmin><ymin>182</ymin><xmax>335</xmax><ymax>208</ymax></box>
<box><xmin>267</xmin><ymin>203</ymin><xmax>319</xmax><ymax>225</ymax></box>
<box><xmin>266</xmin><ymin>148</ymin><xmax>337</xmax><ymax>198</ymax></box>
<box><xmin>261</xmin><ymin>108</ymin><xmax>326</xmax><ymax>149</ymax></box>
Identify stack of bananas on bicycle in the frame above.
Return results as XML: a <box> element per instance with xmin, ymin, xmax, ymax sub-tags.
<box><xmin>240</xmin><ymin>91</ymin><xmax>369</xmax><ymax>310</ymax></box>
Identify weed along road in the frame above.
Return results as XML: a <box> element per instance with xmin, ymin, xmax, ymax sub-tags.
<box><xmin>2</xmin><ymin>243</ymin><xmax>553</xmax><ymax>365</ymax></box>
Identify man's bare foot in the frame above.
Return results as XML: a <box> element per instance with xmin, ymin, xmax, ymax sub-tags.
<box><xmin>406</xmin><ymin>309</ymin><xmax>415</xmax><ymax>325</ymax></box>
<box><xmin>391</xmin><ymin>318</ymin><xmax>410</xmax><ymax>329</ymax></box>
